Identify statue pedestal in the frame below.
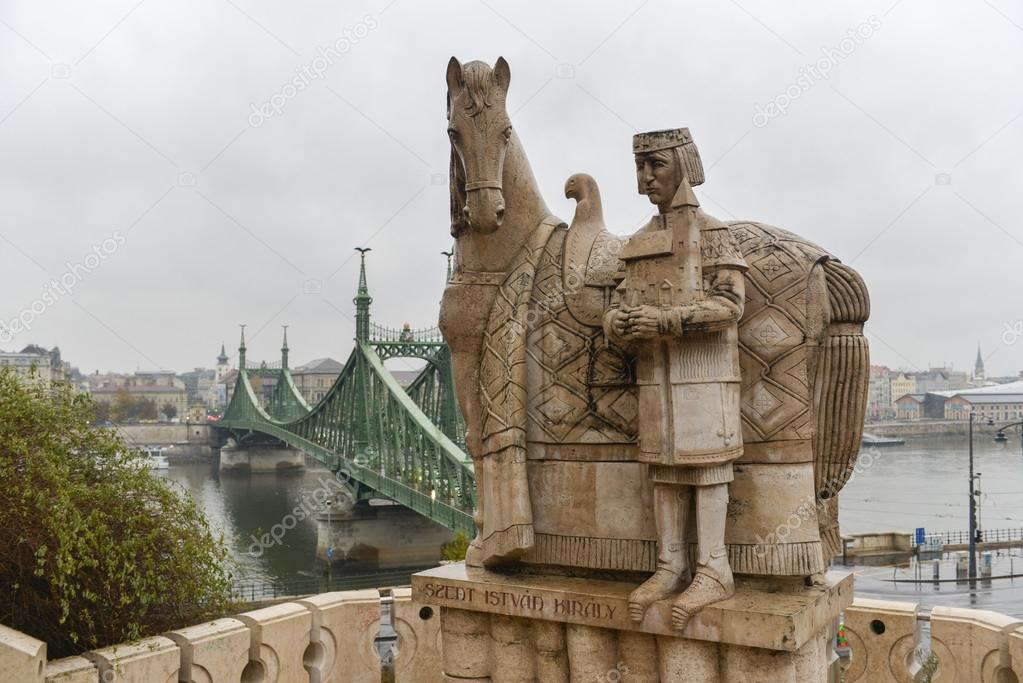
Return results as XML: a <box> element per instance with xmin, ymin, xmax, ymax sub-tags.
<box><xmin>412</xmin><ymin>563</ymin><xmax>852</xmax><ymax>682</ymax></box>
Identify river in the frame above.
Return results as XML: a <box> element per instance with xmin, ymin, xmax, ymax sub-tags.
<box><xmin>159</xmin><ymin>433</ymin><xmax>1023</xmax><ymax>608</ymax></box>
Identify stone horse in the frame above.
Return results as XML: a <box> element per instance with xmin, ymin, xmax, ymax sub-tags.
<box><xmin>438</xmin><ymin>57</ymin><xmax>869</xmax><ymax>579</ymax></box>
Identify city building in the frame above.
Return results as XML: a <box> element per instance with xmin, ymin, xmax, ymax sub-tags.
<box><xmin>391</xmin><ymin>369</ymin><xmax>423</xmax><ymax>388</ymax></box>
<box><xmin>866</xmin><ymin>365</ymin><xmax>893</xmax><ymax>420</ymax></box>
<box><xmin>204</xmin><ymin>344</ymin><xmax>235</xmax><ymax>410</ymax></box>
<box><xmin>0</xmin><ymin>345</ymin><xmax>70</xmax><ymax>383</ymax></box>
<box><xmin>291</xmin><ymin>357</ymin><xmax>344</xmax><ymax>404</ymax></box>
<box><xmin>215</xmin><ymin>343</ymin><xmax>231</xmax><ymax>381</ymax></box>
<box><xmin>889</xmin><ymin>373</ymin><xmax>916</xmax><ymax>407</ymax></box>
<box><xmin>913</xmin><ymin>367</ymin><xmax>971</xmax><ymax>394</ymax></box>
<box><xmin>180</xmin><ymin>368</ymin><xmax>216</xmax><ymax>406</ymax></box>
<box><xmin>974</xmin><ymin>344</ymin><xmax>986</xmax><ymax>381</ymax></box>
<box><xmin>89</xmin><ymin>371</ymin><xmax>188</xmax><ymax>422</ymax></box>
<box><xmin>941</xmin><ymin>380</ymin><xmax>1023</xmax><ymax>422</ymax></box>
<box><xmin>215</xmin><ymin>368</ymin><xmax>239</xmax><ymax>409</ymax></box>
<box><xmin>884</xmin><ymin>365</ymin><xmax>974</xmax><ymax>420</ymax></box>
<box><xmin>894</xmin><ymin>393</ymin><xmax>926</xmax><ymax>420</ymax></box>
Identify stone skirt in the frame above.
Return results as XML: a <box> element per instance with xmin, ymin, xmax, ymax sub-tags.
<box><xmin>648</xmin><ymin>461</ymin><xmax>735</xmax><ymax>486</ymax></box>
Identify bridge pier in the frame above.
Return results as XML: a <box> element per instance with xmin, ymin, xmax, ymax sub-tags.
<box><xmin>218</xmin><ymin>440</ymin><xmax>305</xmax><ymax>473</ymax></box>
<box><xmin>316</xmin><ymin>500</ymin><xmax>455</xmax><ymax>569</ymax></box>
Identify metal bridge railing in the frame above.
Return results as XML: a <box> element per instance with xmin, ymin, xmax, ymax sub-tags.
<box><xmin>231</xmin><ymin>568</ymin><xmax>422</xmax><ymax>602</ymax></box>
<box><xmin>216</xmin><ymin>415</ymin><xmax>475</xmax><ymax>537</ymax></box>
<box><xmin>369</xmin><ymin>322</ymin><xmax>444</xmax><ymax>344</ymax></box>
<box><xmin>910</xmin><ymin>527</ymin><xmax>1023</xmax><ymax>546</ymax></box>
<box><xmin>245</xmin><ymin>360</ymin><xmax>282</xmax><ymax>370</ymax></box>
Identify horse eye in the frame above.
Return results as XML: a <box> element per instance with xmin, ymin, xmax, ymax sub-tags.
<box><xmin>503</xmin><ymin>126</ymin><xmax>512</xmax><ymax>140</ymax></box>
<box><xmin>448</xmin><ymin>129</ymin><xmax>459</xmax><ymax>143</ymax></box>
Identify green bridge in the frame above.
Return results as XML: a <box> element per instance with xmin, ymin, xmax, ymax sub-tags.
<box><xmin>218</xmin><ymin>252</ymin><xmax>475</xmax><ymax>536</ymax></box>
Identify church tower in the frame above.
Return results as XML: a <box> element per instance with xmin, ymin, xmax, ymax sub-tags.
<box><xmin>974</xmin><ymin>343</ymin><xmax>985</xmax><ymax>381</ymax></box>
<box><xmin>215</xmin><ymin>342</ymin><xmax>231</xmax><ymax>381</ymax></box>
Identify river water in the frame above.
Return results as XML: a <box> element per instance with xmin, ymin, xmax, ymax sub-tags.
<box><xmin>159</xmin><ymin>433</ymin><xmax>1023</xmax><ymax>609</ymax></box>
<box><xmin>158</xmin><ymin>459</ymin><xmax>376</xmax><ymax>594</ymax></box>
<box><xmin>840</xmin><ymin>434</ymin><xmax>1023</xmax><ymax>536</ymax></box>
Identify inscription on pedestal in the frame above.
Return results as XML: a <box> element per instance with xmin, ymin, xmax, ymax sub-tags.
<box><xmin>413</xmin><ymin>563</ymin><xmax>854</xmax><ymax>650</ymax></box>
<box><xmin>422</xmin><ymin>583</ymin><xmax>618</xmax><ymax>620</ymax></box>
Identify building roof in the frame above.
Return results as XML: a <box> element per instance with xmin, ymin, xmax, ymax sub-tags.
<box><xmin>390</xmin><ymin>370</ymin><xmax>423</xmax><ymax>387</ymax></box>
<box><xmin>19</xmin><ymin>344</ymin><xmax>50</xmax><ymax>355</ymax></box>
<box><xmin>947</xmin><ymin>393</ymin><xmax>1023</xmax><ymax>405</ymax></box>
<box><xmin>948</xmin><ymin>379</ymin><xmax>1023</xmax><ymax>396</ymax></box>
<box><xmin>894</xmin><ymin>393</ymin><xmax>926</xmax><ymax>404</ymax></box>
<box><xmin>91</xmin><ymin>385</ymin><xmax>186</xmax><ymax>395</ymax></box>
<box><xmin>294</xmin><ymin>357</ymin><xmax>344</xmax><ymax>373</ymax></box>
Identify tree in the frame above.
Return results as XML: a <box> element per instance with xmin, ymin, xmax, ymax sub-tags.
<box><xmin>162</xmin><ymin>403</ymin><xmax>178</xmax><ymax>421</ymax></box>
<box><xmin>137</xmin><ymin>397</ymin><xmax>157</xmax><ymax>421</ymax></box>
<box><xmin>92</xmin><ymin>400</ymin><xmax>111</xmax><ymax>423</ymax></box>
<box><xmin>0</xmin><ymin>369</ymin><xmax>233</xmax><ymax>658</ymax></box>
<box><xmin>110</xmin><ymin>387</ymin><xmax>135</xmax><ymax>422</ymax></box>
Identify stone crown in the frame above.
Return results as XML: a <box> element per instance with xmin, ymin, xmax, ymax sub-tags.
<box><xmin>633</xmin><ymin>128</ymin><xmax>693</xmax><ymax>154</ymax></box>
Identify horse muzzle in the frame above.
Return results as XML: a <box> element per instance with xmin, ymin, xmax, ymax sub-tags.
<box><xmin>464</xmin><ymin>186</ymin><xmax>505</xmax><ymax>234</ymax></box>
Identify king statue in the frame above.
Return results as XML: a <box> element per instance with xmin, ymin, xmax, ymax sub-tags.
<box><xmin>604</xmin><ymin>128</ymin><xmax>746</xmax><ymax>630</ymax></box>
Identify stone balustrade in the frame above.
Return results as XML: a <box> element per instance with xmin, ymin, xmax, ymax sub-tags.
<box><xmin>843</xmin><ymin>598</ymin><xmax>1023</xmax><ymax>682</ymax></box>
<box><xmin>5</xmin><ymin>591</ymin><xmax>1023</xmax><ymax>681</ymax></box>
<box><xmin>0</xmin><ymin>588</ymin><xmax>442</xmax><ymax>683</ymax></box>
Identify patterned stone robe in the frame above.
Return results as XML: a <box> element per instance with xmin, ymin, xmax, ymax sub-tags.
<box><xmin>615</xmin><ymin>207</ymin><xmax>746</xmax><ymax>486</ymax></box>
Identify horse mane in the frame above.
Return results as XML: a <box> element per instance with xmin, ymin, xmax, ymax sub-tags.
<box><xmin>459</xmin><ymin>61</ymin><xmax>496</xmax><ymax>117</ymax></box>
<box><xmin>449</xmin><ymin>145</ymin><xmax>468</xmax><ymax>237</ymax></box>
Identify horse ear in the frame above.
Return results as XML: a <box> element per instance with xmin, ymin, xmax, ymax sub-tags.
<box><xmin>446</xmin><ymin>56</ymin><xmax>463</xmax><ymax>95</ymax></box>
<box><xmin>494</xmin><ymin>56</ymin><xmax>511</xmax><ymax>93</ymax></box>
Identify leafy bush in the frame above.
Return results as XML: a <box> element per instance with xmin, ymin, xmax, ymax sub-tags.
<box><xmin>441</xmin><ymin>532</ymin><xmax>470</xmax><ymax>562</ymax></box>
<box><xmin>0</xmin><ymin>369</ymin><xmax>233</xmax><ymax>658</ymax></box>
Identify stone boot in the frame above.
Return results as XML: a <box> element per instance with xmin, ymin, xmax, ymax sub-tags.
<box><xmin>628</xmin><ymin>485</ymin><xmax>691</xmax><ymax>622</ymax></box>
<box><xmin>671</xmin><ymin>483</ymin><xmax>734</xmax><ymax>631</ymax></box>
<box><xmin>671</xmin><ymin>548</ymin><xmax>734</xmax><ymax>631</ymax></box>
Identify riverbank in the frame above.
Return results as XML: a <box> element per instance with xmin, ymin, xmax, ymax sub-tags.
<box><xmin>865</xmin><ymin>420</ymin><xmax>990</xmax><ymax>438</ymax></box>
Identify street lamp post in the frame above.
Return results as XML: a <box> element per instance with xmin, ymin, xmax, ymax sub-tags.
<box><xmin>968</xmin><ymin>412</ymin><xmax>998</xmax><ymax>582</ymax></box>
<box><xmin>325</xmin><ymin>499</ymin><xmax>333</xmax><ymax>587</ymax></box>
<box><xmin>976</xmin><ymin>472</ymin><xmax>982</xmax><ymax>540</ymax></box>
<box><xmin>969</xmin><ymin>411</ymin><xmax>977</xmax><ymax>582</ymax></box>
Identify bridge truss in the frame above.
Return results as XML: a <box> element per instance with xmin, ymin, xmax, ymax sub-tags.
<box><xmin>218</xmin><ymin>253</ymin><xmax>474</xmax><ymax>535</ymax></box>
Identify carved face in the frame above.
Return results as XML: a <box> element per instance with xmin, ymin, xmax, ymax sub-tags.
<box><xmin>635</xmin><ymin>149</ymin><xmax>681</xmax><ymax>213</ymax></box>
<box><xmin>446</xmin><ymin>57</ymin><xmax>512</xmax><ymax>235</ymax></box>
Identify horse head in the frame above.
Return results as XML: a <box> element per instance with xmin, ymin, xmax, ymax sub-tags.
<box><xmin>446</xmin><ymin>56</ymin><xmax>512</xmax><ymax>236</ymax></box>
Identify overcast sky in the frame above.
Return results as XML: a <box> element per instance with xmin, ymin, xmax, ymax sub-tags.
<box><xmin>1</xmin><ymin>0</ymin><xmax>1021</xmax><ymax>377</ymax></box>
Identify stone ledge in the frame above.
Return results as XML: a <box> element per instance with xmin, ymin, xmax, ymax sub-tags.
<box><xmin>412</xmin><ymin>563</ymin><xmax>852</xmax><ymax>651</ymax></box>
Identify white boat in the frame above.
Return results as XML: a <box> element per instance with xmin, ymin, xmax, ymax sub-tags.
<box><xmin>143</xmin><ymin>447</ymin><xmax>170</xmax><ymax>470</ymax></box>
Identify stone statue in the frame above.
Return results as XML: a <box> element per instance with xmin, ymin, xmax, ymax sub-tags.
<box><xmin>428</xmin><ymin>56</ymin><xmax>870</xmax><ymax>679</ymax></box>
<box><xmin>603</xmin><ymin>129</ymin><xmax>745</xmax><ymax>629</ymax></box>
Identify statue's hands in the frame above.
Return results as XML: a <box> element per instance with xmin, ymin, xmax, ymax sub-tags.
<box><xmin>603</xmin><ymin>309</ymin><xmax>632</xmax><ymax>346</ymax></box>
<box><xmin>624</xmin><ymin>305</ymin><xmax>662</xmax><ymax>341</ymax></box>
